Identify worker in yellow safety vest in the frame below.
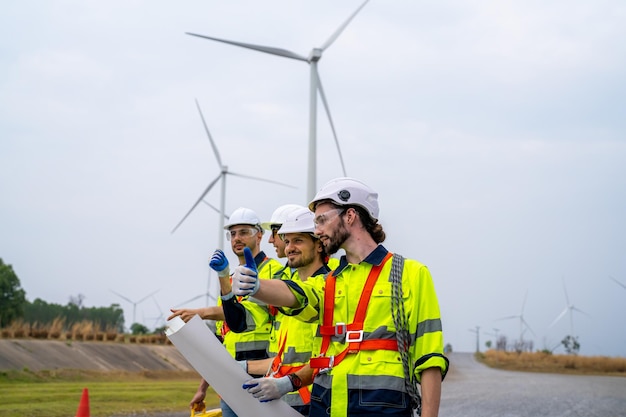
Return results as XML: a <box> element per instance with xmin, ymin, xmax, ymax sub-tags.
<box><xmin>221</xmin><ymin>207</ymin><xmax>329</xmax><ymax>415</ymax></box>
<box><xmin>168</xmin><ymin>207</ymin><xmax>286</xmax><ymax>417</ymax></box>
<box><xmin>231</xmin><ymin>178</ymin><xmax>449</xmax><ymax>417</ymax></box>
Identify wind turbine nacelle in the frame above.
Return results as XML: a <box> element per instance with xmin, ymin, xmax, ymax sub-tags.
<box><xmin>308</xmin><ymin>48</ymin><xmax>323</xmax><ymax>62</ymax></box>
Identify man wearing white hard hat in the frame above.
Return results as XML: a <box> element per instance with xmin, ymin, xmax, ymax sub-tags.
<box><xmin>231</xmin><ymin>178</ymin><xmax>449</xmax><ymax>417</ymax></box>
<box><xmin>223</xmin><ymin>207</ymin><xmax>329</xmax><ymax>415</ymax></box>
<box><xmin>169</xmin><ymin>207</ymin><xmax>286</xmax><ymax>417</ymax></box>
<box><xmin>261</xmin><ymin>204</ymin><xmax>305</xmax><ymax>272</ymax></box>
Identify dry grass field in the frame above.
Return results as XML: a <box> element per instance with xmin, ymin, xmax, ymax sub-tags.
<box><xmin>478</xmin><ymin>349</ymin><xmax>626</xmax><ymax>376</ymax></box>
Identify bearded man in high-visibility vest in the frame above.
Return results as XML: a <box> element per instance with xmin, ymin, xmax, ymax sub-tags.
<box><xmin>231</xmin><ymin>177</ymin><xmax>449</xmax><ymax>417</ymax></box>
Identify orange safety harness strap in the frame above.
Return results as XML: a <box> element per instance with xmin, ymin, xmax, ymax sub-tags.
<box><xmin>266</xmin><ymin>330</ymin><xmax>311</xmax><ymax>404</ymax></box>
<box><xmin>310</xmin><ymin>252</ymin><xmax>395</xmax><ymax>373</ymax></box>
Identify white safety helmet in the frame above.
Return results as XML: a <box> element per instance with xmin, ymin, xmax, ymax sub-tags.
<box><xmin>223</xmin><ymin>207</ymin><xmax>262</xmax><ymax>231</ymax></box>
<box><xmin>278</xmin><ymin>207</ymin><xmax>316</xmax><ymax>235</ymax></box>
<box><xmin>308</xmin><ymin>177</ymin><xmax>379</xmax><ymax>221</ymax></box>
<box><xmin>260</xmin><ymin>204</ymin><xmax>305</xmax><ymax>231</ymax></box>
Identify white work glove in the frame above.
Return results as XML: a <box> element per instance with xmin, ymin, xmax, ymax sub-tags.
<box><xmin>242</xmin><ymin>376</ymin><xmax>292</xmax><ymax>403</ymax></box>
<box><xmin>209</xmin><ymin>249</ymin><xmax>230</xmax><ymax>278</ymax></box>
<box><xmin>231</xmin><ymin>247</ymin><xmax>260</xmax><ymax>296</ymax></box>
<box><xmin>237</xmin><ymin>360</ymin><xmax>247</xmax><ymax>373</ymax></box>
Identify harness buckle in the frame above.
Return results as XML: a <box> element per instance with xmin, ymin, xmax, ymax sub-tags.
<box><xmin>318</xmin><ymin>356</ymin><xmax>335</xmax><ymax>374</ymax></box>
<box><xmin>334</xmin><ymin>323</ymin><xmax>346</xmax><ymax>337</ymax></box>
<box><xmin>346</xmin><ymin>330</ymin><xmax>363</xmax><ymax>343</ymax></box>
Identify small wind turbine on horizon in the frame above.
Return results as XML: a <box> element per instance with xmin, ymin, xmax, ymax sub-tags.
<box><xmin>496</xmin><ymin>290</ymin><xmax>535</xmax><ymax>343</ymax></box>
<box><xmin>186</xmin><ymin>0</ymin><xmax>369</xmax><ymax>201</ymax></box>
<box><xmin>171</xmin><ymin>99</ymin><xmax>296</xmax><ymax>251</ymax></box>
<box><xmin>110</xmin><ymin>289</ymin><xmax>160</xmax><ymax>327</ymax></box>
<box><xmin>549</xmin><ymin>278</ymin><xmax>590</xmax><ymax>336</ymax></box>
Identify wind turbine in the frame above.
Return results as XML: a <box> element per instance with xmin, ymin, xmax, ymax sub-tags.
<box><xmin>609</xmin><ymin>275</ymin><xmax>626</xmax><ymax>290</ymax></box>
<box><xmin>186</xmin><ymin>0</ymin><xmax>369</xmax><ymax>201</ymax></box>
<box><xmin>496</xmin><ymin>290</ymin><xmax>535</xmax><ymax>343</ymax></box>
<box><xmin>549</xmin><ymin>278</ymin><xmax>590</xmax><ymax>336</ymax></box>
<box><xmin>110</xmin><ymin>289</ymin><xmax>160</xmax><ymax>327</ymax></box>
<box><xmin>171</xmin><ymin>99</ymin><xmax>296</xmax><ymax>250</ymax></box>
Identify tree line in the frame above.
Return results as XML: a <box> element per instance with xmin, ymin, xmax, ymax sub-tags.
<box><xmin>1</xmin><ymin>257</ymin><xmax>125</xmax><ymax>332</ymax></box>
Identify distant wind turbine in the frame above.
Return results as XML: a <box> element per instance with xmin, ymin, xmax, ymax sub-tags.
<box><xmin>171</xmin><ymin>99</ymin><xmax>296</xmax><ymax>250</ymax></box>
<box><xmin>186</xmin><ymin>0</ymin><xmax>369</xmax><ymax>200</ymax></box>
<box><xmin>549</xmin><ymin>278</ymin><xmax>590</xmax><ymax>336</ymax></box>
<box><xmin>497</xmin><ymin>290</ymin><xmax>535</xmax><ymax>342</ymax></box>
<box><xmin>110</xmin><ymin>289</ymin><xmax>160</xmax><ymax>327</ymax></box>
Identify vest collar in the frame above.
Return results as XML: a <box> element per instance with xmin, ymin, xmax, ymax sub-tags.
<box><xmin>332</xmin><ymin>244</ymin><xmax>389</xmax><ymax>275</ymax></box>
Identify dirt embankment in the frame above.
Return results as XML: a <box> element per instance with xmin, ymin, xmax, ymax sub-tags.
<box><xmin>0</xmin><ymin>339</ymin><xmax>194</xmax><ymax>372</ymax></box>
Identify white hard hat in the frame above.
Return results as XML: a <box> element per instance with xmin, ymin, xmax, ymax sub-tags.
<box><xmin>223</xmin><ymin>207</ymin><xmax>262</xmax><ymax>230</ymax></box>
<box><xmin>261</xmin><ymin>204</ymin><xmax>305</xmax><ymax>231</ymax></box>
<box><xmin>278</xmin><ymin>207</ymin><xmax>316</xmax><ymax>235</ymax></box>
<box><xmin>308</xmin><ymin>177</ymin><xmax>379</xmax><ymax>221</ymax></box>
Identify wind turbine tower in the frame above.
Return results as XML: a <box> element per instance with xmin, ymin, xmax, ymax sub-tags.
<box><xmin>186</xmin><ymin>0</ymin><xmax>369</xmax><ymax>201</ymax></box>
<box><xmin>171</xmin><ymin>99</ymin><xmax>296</xmax><ymax>250</ymax></box>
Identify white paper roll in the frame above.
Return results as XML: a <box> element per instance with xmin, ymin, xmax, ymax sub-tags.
<box><xmin>165</xmin><ymin>315</ymin><xmax>303</xmax><ymax>417</ymax></box>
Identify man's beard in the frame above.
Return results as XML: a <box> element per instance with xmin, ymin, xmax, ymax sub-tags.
<box><xmin>288</xmin><ymin>250</ymin><xmax>315</xmax><ymax>269</ymax></box>
<box><xmin>324</xmin><ymin>220</ymin><xmax>349</xmax><ymax>255</ymax></box>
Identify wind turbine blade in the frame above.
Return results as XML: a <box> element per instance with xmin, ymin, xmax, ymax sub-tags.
<box><xmin>171</xmin><ymin>174</ymin><xmax>222</xmax><ymax>234</ymax></box>
<box><xmin>521</xmin><ymin>290</ymin><xmax>528</xmax><ymax>314</ymax></box>
<box><xmin>195</xmin><ymin>99</ymin><xmax>223</xmax><ymax>169</ymax></box>
<box><xmin>173</xmin><ymin>293</ymin><xmax>210</xmax><ymax>308</ymax></box>
<box><xmin>521</xmin><ymin>318</ymin><xmax>536</xmax><ymax>337</ymax></box>
<box><xmin>562</xmin><ymin>278</ymin><xmax>571</xmax><ymax>306</ymax></box>
<box><xmin>136</xmin><ymin>289</ymin><xmax>160</xmax><ymax>305</ymax></box>
<box><xmin>610</xmin><ymin>275</ymin><xmax>626</xmax><ymax>290</ymax></box>
<box><xmin>549</xmin><ymin>307</ymin><xmax>568</xmax><ymax>328</ymax></box>
<box><xmin>202</xmin><ymin>200</ymin><xmax>229</xmax><ymax>218</ymax></box>
<box><xmin>228</xmin><ymin>171</ymin><xmax>297</xmax><ymax>189</ymax></box>
<box><xmin>495</xmin><ymin>315</ymin><xmax>519</xmax><ymax>321</ymax></box>
<box><xmin>571</xmin><ymin>306</ymin><xmax>591</xmax><ymax>317</ymax></box>
<box><xmin>186</xmin><ymin>32</ymin><xmax>308</xmax><ymax>62</ymax></box>
<box><xmin>320</xmin><ymin>0</ymin><xmax>370</xmax><ymax>51</ymax></box>
<box><xmin>110</xmin><ymin>290</ymin><xmax>134</xmax><ymax>305</ymax></box>
<box><xmin>315</xmin><ymin>70</ymin><xmax>347</xmax><ymax>176</ymax></box>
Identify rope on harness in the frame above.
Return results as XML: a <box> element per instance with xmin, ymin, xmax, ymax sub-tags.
<box><xmin>390</xmin><ymin>254</ymin><xmax>422</xmax><ymax>415</ymax></box>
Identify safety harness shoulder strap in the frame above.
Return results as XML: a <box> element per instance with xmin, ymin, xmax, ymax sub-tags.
<box><xmin>310</xmin><ymin>252</ymin><xmax>396</xmax><ymax>373</ymax></box>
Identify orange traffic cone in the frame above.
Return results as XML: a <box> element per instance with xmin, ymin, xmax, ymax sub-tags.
<box><xmin>75</xmin><ymin>388</ymin><xmax>90</xmax><ymax>417</ymax></box>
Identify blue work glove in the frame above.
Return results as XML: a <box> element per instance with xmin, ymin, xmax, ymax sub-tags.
<box><xmin>231</xmin><ymin>247</ymin><xmax>259</xmax><ymax>296</ymax></box>
<box><xmin>242</xmin><ymin>376</ymin><xmax>292</xmax><ymax>402</ymax></box>
<box><xmin>209</xmin><ymin>249</ymin><xmax>230</xmax><ymax>278</ymax></box>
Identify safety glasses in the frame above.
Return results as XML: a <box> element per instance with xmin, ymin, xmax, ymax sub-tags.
<box><xmin>226</xmin><ymin>227</ymin><xmax>259</xmax><ymax>241</ymax></box>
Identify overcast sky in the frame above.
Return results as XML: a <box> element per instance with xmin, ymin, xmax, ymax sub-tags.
<box><xmin>1</xmin><ymin>0</ymin><xmax>625</xmax><ymax>357</ymax></box>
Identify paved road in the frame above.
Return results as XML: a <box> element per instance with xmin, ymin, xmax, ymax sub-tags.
<box><xmin>440</xmin><ymin>352</ymin><xmax>626</xmax><ymax>417</ymax></box>
<box><xmin>146</xmin><ymin>351</ymin><xmax>626</xmax><ymax>417</ymax></box>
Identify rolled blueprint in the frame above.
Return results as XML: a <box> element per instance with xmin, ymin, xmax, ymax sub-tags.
<box><xmin>165</xmin><ymin>315</ymin><xmax>302</xmax><ymax>417</ymax></box>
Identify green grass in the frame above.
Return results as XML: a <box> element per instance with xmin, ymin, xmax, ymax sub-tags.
<box><xmin>0</xmin><ymin>370</ymin><xmax>221</xmax><ymax>417</ymax></box>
